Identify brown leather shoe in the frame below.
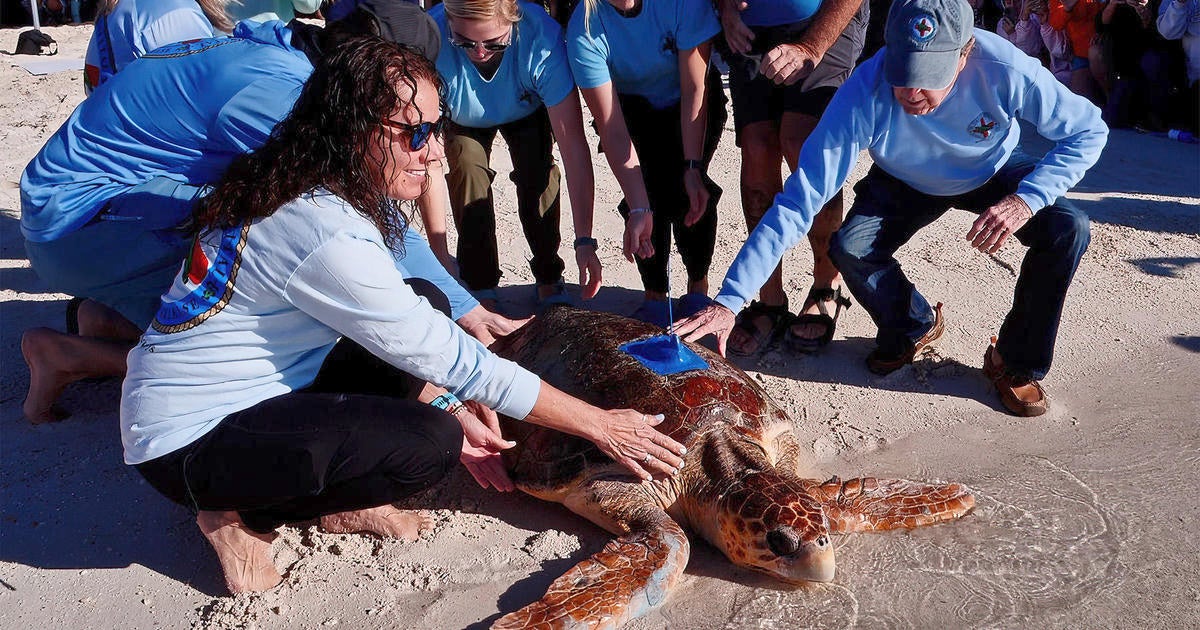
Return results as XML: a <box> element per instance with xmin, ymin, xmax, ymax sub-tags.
<box><xmin>866</xmin><ymin>303</ymin><xmax>945</xmax><ymax>375</ymax></box>
<box><xmin>982</xmin><ymin>341</ymin><xmax>1048</xmax><ymax>417</ymax></box>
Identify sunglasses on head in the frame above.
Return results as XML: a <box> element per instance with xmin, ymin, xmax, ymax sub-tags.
<box><xmin>449</xmin><ymin>32</ymin><xmax>512</xmax><ymax>53</ymax></box>
<box><xmin>381</xmin><ymin>117</ymin><xmax>447</xmax><ymax>151</ymax></box>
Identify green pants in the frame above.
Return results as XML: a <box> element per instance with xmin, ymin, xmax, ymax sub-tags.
<box><xmin>445</xmin><ymin>108</ymin><xmax>564</xmax><ymax>292</ymax></box>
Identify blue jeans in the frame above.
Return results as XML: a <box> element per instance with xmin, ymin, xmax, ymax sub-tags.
<box><xmin>24</xmin><ymin>177</ymin><xmax>201</xmax><ymax>329</ymax></box>
<box><xmin>828</xmin><ymin>152</ymin><xmax>1090</xmax><ymax>380</ymax></box>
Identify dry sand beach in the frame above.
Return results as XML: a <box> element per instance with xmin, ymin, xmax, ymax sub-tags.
<box><xmin>2</xmin><ymin>23</ymin><xmax>1199</xmax><ymax>630</ymax></box>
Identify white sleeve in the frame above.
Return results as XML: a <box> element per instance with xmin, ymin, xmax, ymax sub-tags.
<box><xmin>282</xmin><ymin>230</ymin><xmax>540</xmax><ymax>419</ymax></box>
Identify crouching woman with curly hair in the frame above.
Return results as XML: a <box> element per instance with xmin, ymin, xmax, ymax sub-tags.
<box><xmin>121</xmin><ymin>39</ymin><xmax>686</xmax><ymax>595</ymax></box>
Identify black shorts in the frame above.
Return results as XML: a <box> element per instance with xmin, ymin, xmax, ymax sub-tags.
<box><xmin>723</xmin><ymin>3</ymin><xmax>869</xmax><ymax>143</ymax></box>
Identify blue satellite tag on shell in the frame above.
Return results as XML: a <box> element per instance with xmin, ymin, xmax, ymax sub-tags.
<box><xmin>620</xmin><ymin>334</ymin><xmax>709</xmax><ymax>376</ymax></box>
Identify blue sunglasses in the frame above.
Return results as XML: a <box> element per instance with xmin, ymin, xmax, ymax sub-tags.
<box><xmin>382</xmin><ymin>117</ymin><xmax>447</xmax><ymax>151</ymax></box>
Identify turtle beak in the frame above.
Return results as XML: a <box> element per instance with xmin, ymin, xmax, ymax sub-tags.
<box><xmin>792</xmin><ymin>542</ymin><xmax>835</xmax><ymax>582</ymax></box>
<box><xmin>768</xmin><ymin>526</ymin><xmax>835</xmax><ymax>582</ymax></box>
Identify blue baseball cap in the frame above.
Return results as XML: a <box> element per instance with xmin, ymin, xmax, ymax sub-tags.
<box><xmin>884</xmin><ymin>0</ymin><xmax>975</xmax><ymax>90</ymax></box>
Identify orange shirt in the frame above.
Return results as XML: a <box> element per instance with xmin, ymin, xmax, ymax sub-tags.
<box><xmin>1049</xmin><ymin>0</ymin><xmax>1103</xmax><ymax>57</ymax></box>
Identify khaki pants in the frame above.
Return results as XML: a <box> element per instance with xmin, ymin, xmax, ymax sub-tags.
<box><xmin>444</xmin><ymin>108</ymin><xmax>564</xmax><ymax>292</ymax></box>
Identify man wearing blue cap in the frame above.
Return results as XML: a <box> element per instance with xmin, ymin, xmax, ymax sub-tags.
<box><xmin>677</xmin><ymin>0</ymin><xmax>1107</xmax><ymax>416</ymax></box>
<box><xmin>19</xmin><ymin>2</ymin><xmax>517</xmax><ymax>424</ymax></box>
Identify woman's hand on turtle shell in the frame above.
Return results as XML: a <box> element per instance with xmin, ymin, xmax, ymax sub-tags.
<box><xmin>592</xmin><ymin>411</ymin><xmax>687</xmax><ymax>481</ymax></box>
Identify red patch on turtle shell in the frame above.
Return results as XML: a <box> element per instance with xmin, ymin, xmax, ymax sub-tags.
<box><xmin>680</xmin><ymin>375</ymin><xmax>724</xmax><ymax>407</ymax></box>
<box><xmin>726</xmin><ymin>382</ymin><xmax>763</xmax><ymax>417</ymax></box>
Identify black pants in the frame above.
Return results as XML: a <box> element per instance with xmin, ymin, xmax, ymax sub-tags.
<box><xmin>616</xmin><ymin>69</ymin><xmax>726</xmax><ymax>293</ymax></box>
<box><xmin>135</xmin><ymin>279</ymin><xmax>464</xmax><ymax>533</ymax></box>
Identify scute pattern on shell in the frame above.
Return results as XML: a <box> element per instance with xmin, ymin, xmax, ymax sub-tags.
<box><xmin>491</xmin><ymin>306</ymin><xmax>789</xmax><ymax>490</ymax></box>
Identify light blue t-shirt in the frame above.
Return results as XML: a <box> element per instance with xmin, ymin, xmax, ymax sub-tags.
<box><xmin>83</xmin><ymin>0</ymin><xmax>218</xmax><ymax>95</ymax></box>
<box><xmin>121</xmin><ymin>192</ymin><xmax>541</xmax><ymax>465</ymax></box>
<box><xmin>714</xmin><ymin>30</ymin><xmax>1108</xmax><ymax>313</ymax></box>
<box><xmin>430</xmin><ymin>2</ymin><xmax>575</xmax><ymax>128</ymax></box>
<box><xmin>567</xmin><ymin>0</ymin><xmax>720</xmax><ymax>109</ymax></box>
<box><xmin>740</xmin><ymin>0</ymin><xmax>823</xmax><ymax>28</ymax></box>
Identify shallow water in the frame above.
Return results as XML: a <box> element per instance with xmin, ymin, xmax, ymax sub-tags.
<box><xmin>632</xmin><ymin>358</ymin><xmax>1200</xmax><ymax>628</ymax></box>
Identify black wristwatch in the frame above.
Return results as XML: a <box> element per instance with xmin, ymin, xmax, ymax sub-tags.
<box><xmin>683</xmin><ymin>159</ymin><xmax>704</xmax><ymax>171</ymax></box>
<box><xmin>573</xmin><ymin>236</ymin><xmax>599</xmax><ymax>250</ymax></box>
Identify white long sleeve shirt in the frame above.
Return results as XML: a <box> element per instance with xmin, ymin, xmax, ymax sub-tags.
<box><xmin>121</xmin><ymin>191</ymin><xmax>540</xmax><ymax>464</ymax></box>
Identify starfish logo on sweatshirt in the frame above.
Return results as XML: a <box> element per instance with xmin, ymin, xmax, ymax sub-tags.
<box><xmin>909</xmin><ymin>15</ymin><xmax>937</xmax><ymax>43</ymax></box>
<box><xmin>151</xmin><ymin>223</ymin><xmax>250</xmax><ymax>334</ymax></box>
<box><xmin>968</xmin><ymin>113</ymin><xmax>999</xmax><ymax>141</ymax></box>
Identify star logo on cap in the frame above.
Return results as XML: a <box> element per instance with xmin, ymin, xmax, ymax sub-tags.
<box><xmin>909</xmin><ymin>15</ymin><xmax>937</xmax><ymax>42</ymax></box>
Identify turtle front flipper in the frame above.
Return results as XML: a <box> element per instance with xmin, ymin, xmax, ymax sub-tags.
<box><xmin>494</xmin><ymin>483</ymin><xmax>688</xmax><ymax>630</ymax></box>
<box><xmin>809</xmin><ymin>476</ymin><xmax>976</xmax><ymax>533</ymax></box>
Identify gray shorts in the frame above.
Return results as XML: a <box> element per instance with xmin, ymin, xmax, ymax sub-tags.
<box><xmin>724</xmin><ymin>3</ymin><xmax>869</xmax><ymax>139</ymax></box>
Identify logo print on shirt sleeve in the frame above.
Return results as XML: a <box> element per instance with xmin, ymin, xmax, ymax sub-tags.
<box><xmin>151</xmin><ymin>223</ymin><xmax>250</xmax><ymax>334</ymax></box>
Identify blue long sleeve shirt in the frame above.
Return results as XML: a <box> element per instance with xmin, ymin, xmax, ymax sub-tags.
<box><xmin>23</xmin><ymin>20</ymin><xmax>477</xmax><ymax>319</ymax></box>
<box><xmin>714</xmin><ymin>29</ymin><xmax>1108</xmax><ymax>313</ymax></box>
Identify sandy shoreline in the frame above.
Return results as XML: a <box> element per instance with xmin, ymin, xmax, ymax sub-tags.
<box><xmin>2</xmin><ymin>23</ymin><xmax>1199</xmax><ymax>629</ymax></box>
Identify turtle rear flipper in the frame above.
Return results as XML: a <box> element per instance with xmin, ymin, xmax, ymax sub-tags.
<box><xmin>495</xmin><ymin>481</ymin><xmax>688</xmax><ymax>629</ymax></box>
<box><xmin>811</xmin><ymin>477</ymin><xmax>976</xmax><ymax>533</ymax></box>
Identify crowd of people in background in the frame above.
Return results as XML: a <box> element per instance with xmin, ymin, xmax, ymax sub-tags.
<box><xmin>978</xmin><ymin>0</ymin><xmax>1198</xmax><ymax>132</ymax></box>
<box><xmin>13</xmin><ymin>0</ymin><xmax>1197</xmax><ymax>131</ymax></box>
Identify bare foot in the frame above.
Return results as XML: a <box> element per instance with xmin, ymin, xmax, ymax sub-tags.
<box><xmin>21</xmin><ymin>327</ymin><xmax>132</xmax><ymax>424</ymax></box>
<box><xmin>319</xmin><ymin>505</ymin><xmax>434</xmax><ymax>542</ymax></box>
<box><xmin>197</xmin><ymin>511</ymin><xmax>282</xmax><ymax>595</ymax></box>
<box><xmin>22</xmin><ymin>328</ymin><xmax>79</xmax><ymax>424</ymax></box>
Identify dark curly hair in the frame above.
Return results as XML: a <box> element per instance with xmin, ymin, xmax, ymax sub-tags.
<box><xmin>196</xmin><ymin>37</ymin><xmax>444</xmax><ymax>250</ymax></box>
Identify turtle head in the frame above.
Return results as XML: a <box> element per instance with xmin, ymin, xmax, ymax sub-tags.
<box><xmin>712</xmin><ymin>472</ymin><xmax>835</xmax><ymax>583</ymax></box>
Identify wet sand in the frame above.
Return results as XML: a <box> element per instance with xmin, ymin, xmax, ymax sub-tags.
<box><xmin>2</xmin><ymin>24</ymin><xmax>1198</xmax><ymax>629</ymax></box>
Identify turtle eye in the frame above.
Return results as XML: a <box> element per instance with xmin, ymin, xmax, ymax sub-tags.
<box><xmin>766</xmin><ymin>526</ymin><xmax>801</xmax><ymax>556</ymax></box>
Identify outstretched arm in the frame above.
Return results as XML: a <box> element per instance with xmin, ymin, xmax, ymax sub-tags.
<box><xmin>547</xmin><ymin>90</ymin><xmax>602</xmax><ymax>299</ymax></box>
<box><xmin>679</xmin><ymin>42</ymin><xmax>713</xmax><ymax>227</ymax></box>
<box><xmin>415</xmin><ymin>160</ymin><xmax>457</xmax><ymax>274</ymax></box>
<box><xmin>578</xmin><ymin>82</ymin><xmax>655</xmax><ymax>263</ymax></box>
<box><xmin>807</xmin><ymin>476</ymin><xmax>976</xmax><ymax>533</ymax></box>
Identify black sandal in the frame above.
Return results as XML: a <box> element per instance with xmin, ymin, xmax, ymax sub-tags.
<box><xmin>729</xmin><ymin>299</ymin><xmax>792</xmax><ymax>357</ymax></box>
<box><xmin>785</xmin><ymin>287</ymin><xmax>852</xmax><ymax>354</ymax></box>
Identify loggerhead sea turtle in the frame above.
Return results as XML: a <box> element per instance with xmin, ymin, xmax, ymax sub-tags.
<box><xmin>489</xmin><ymin>307</ymin><xmax>975</xmax><ymax>629</ymax></box>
